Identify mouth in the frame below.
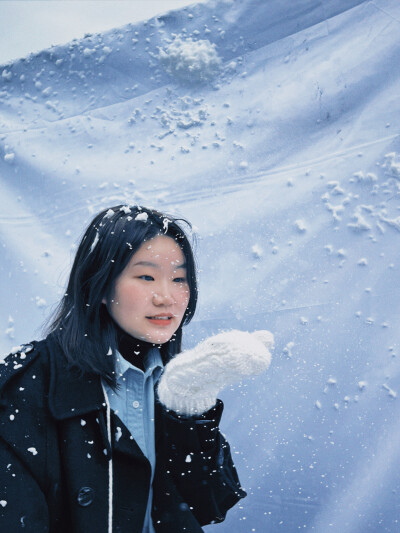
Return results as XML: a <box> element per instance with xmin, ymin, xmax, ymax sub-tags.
<box><xmin>146</xmin><ymin>314</ymin><xmax>174</xmax><ymax>326</ymax></box>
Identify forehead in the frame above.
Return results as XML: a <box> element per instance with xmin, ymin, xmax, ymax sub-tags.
<box><xmin>131</xmin><ymin>235</ymin><xmax>185</xmax><ymax>263</ymax></box>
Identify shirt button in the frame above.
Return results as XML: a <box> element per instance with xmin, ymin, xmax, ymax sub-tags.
<box><xmin>132</xmin><ymin>401</ymin><xmax>140</xmax><ymax>409</ymax></box>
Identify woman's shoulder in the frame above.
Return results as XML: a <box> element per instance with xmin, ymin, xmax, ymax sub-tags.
<box><xmin>0</xmin><ymin>338</ymin><xmax>56</xmax><ymax>465</ymax></box>
<box><xmin>0</xmin><ymin>338</ymin><xmax>51</xmax><ymax>396</ymax></box>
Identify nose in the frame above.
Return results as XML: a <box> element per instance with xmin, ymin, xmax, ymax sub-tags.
<box><xmin>152</xmin><ymin>290</ymin><xmax>175</xmax><ymax>306</ymax></box>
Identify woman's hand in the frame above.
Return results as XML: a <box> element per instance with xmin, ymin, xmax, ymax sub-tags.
<box><xmin>157</xmin><ymin>330</ymin><xmax>274</xmax><ymax>415</ymax></box>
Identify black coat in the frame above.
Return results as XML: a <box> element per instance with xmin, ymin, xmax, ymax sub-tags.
<box><xmin>0</xmin><ymin>335</ymin><xmax>246</xmax><ymax>532</ymax></box>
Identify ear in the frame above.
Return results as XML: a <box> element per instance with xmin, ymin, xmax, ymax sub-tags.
<box><xmin>102</xmin><ymin>298</ymin><xmax>107</xmax><ymax>304</ymax></box>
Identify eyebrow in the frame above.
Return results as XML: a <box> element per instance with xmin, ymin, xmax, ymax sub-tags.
<box><xmin>132</xmin><ymin>261</ymin><xmax>187</xmax><ymax>269</ymax></box>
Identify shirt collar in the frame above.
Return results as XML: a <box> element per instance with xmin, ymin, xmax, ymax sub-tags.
<box><xmin>115</xmin><ymin>346</ymin><xmax>163</xmax><ymax>380</ymax></box>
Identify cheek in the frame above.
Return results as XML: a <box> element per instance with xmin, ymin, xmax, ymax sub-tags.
<box><xmin>114</xmin><ymin>282</ymin><xmax>147</xmax><ymax>308</ymax></box>
<box><xmin>176</xmin><ymin>286</ymin><xmax>190</xmax><ymax>309</ymax></box>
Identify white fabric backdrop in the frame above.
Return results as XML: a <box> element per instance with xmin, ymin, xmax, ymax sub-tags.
<box><xmin>1</xmin><ymin>0</ymin><xmax>400</xmax><ymax>530</ymax></box>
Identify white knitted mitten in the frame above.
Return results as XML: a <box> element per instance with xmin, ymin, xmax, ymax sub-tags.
<box><xmin>157</xmin><ymin>329</ymin><xmax>274</xmax><ymax>415</ymax></box>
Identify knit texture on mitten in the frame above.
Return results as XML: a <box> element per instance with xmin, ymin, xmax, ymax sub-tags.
<box><xmin>157</xmin><ymin>329</ymin><xmax>273</xmax><ymax>416</ymax></box>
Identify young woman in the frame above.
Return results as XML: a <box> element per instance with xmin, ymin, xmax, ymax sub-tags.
<box><xmin>0</xmin><ymin>205</ymin><xmax>273</xmax><ymax>533</ymax></box>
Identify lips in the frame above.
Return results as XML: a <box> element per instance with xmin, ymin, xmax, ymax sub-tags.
<box><xmin>146</xmin><ymin>314</ymin><xmax>174</xmax><ymax>326</ymax></box>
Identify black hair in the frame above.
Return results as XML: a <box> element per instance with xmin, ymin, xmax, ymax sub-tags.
<box><xmin>46</xmin><ymin>205</ymin><xmax>198</xmax><ymax>387</ymax></box>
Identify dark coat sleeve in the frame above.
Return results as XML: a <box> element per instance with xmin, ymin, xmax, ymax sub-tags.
<box><xmin>0</xmin><ymin>438</ymin><xmax>50</xmax><ymax>532</ymax></box>
<box><xmin>157</xmin><ymin>399</ymin><xmax>246</xmax><ymax>527</ymax></box>
<box><xmin>0</xmin><ymin>347</ymin><xmax>51</xmax><ymax>532</ymax></box>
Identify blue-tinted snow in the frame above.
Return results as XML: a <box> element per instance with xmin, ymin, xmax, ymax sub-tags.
<box><xmin>1</xmin><ymin>0</ymin><xmax>400</xmax><ymax>531</ymax></box>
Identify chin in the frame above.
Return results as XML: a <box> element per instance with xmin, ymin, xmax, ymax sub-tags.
<box><xmin>156</xmin><ymin>336</ymin><xmax>174</xmax><ymax>345</ymax></box>
<box><xmin>145</xmin><ymin>331</ymin><xmax>174</xmax><ymax>345</ymax></box>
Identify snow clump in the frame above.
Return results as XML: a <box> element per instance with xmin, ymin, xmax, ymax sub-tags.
<box><xmin>83</xmin><ymin>48</ymin><xmax>95</xmax><ymax>58</ymax></box>
<box><xmin>283</xmin><ymin>341</ymin><xmax>295</xmax><ymax>358</ymax></box>
<box><xmin>383</xmin><ymin>152</ymin><xmax>400</xmax><ymax>178</ymax></box>
<box><xmin>1</xmin><ymin>69</ymin><xmax>12</xmax><ymax>81</ymax></box>
<box><xmin>135</xmin><ymin>212</ymin><xmax>148</xmax><ymax>223</ymax></box>
<box><xmin>4</xmin><ymin>153</ymin><xmax>15</xmax><ymax>164</ymax></box>
<box><xmin>35</xmin><ymin>297</ymin><xmax>46</xmax><ymax>308</ymax></box>
<box><xmin>104</xmin><ymin>209</ymin><xmax>114</xmax><ymax>219</ymax></box>
<box><xmin>294</xmin><ymin>219</ymin><xmax>307</xmax><ymax>232</ymax></box>
<box><xmin>158</xmin><ymin>37</ymin><xmax>222</xmax><ymax>83</ymax></box>
<box><xmin>251</xmin><ymin>244</ymin><xmax>263</xmax><ymax>259</ymax></box>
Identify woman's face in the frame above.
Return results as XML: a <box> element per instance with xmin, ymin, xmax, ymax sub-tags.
<box><xmin>105</xmin><ymin>235</ymin><xmax>190</xmax><ymax>344</ymax></box>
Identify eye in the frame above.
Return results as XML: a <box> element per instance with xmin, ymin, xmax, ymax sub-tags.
<box><xmin>139</xmin><ymin>275</ymin><xmax>154</xmax><ymax>281</ymax></box>
<box><xmin>173</xmin><ymin>277</ymin><xmax>187</xmax><ymax>283</ymax></box>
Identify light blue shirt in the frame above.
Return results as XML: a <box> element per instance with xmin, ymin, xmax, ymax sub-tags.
<box><xmin>104</xmin><ymin>347</ymin><xmax>163</xmax><ymax>533</ymax></box>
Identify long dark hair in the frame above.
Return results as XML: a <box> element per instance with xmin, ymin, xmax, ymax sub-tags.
<box><xmin>46</xmin><ymin>205</ymin><xmax>198</xmax><ymax>387</ymax></box>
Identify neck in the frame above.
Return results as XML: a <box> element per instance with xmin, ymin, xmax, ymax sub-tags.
<box><xmin>115</xmin><ymin>324</ymin><xmax>159</xmax><ymax>371</ymax></box>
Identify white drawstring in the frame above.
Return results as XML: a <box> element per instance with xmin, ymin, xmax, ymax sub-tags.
<box><xmin>101</xmin><ymin>382</ymin><xmax>113</xmax><ymax>533</ymax></box>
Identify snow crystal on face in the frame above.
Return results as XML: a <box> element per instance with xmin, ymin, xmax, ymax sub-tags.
<box><xmin>158</xmin><ymin>37</ymin><xmax>222</xmax><ymax>83</ymax></box>
<box><xmin>135</xmin><ymin>212</ymin><xmax>148</xmax><ymax>222</ymax></box>
<box><xmin>27</xmin><ymin>447</ymin><xmax>38</xmax><ymax>455</ymax></box>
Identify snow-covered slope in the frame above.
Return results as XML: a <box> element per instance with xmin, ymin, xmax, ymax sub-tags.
<box><xmin>1</xmin><ymin>0</ymin><xmax>400</xmax><ymax>531</ymax></box>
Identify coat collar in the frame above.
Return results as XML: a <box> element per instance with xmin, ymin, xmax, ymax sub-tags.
<box><xmin>47</xmin><ymin>334</ymin><xmax>106</xmax><ymax>420</ymax></box>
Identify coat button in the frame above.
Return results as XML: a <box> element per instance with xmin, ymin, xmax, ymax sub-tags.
<box><xmin>77</xmin><ymin>486</ymin><xmax>95</xmax><ymax>507</ymax></box>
